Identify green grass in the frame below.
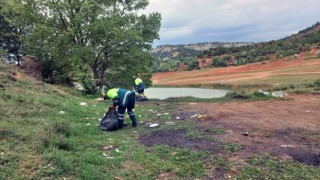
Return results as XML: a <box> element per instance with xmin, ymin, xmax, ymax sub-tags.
<box><xmin>237</xmin><ymin>154</ymin><xmax>320</xmax><ymax>179</ymax></box>
<box><xmin>1</xmin><ymin>64</ymin><xmax>319</xmax><ymax>179</ymax></box>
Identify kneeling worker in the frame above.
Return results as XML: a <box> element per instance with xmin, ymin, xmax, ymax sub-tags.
<box><xmin>105</xmin><ymin>88</ymin><xmax>137</xmax><ymax>128</ymax></box>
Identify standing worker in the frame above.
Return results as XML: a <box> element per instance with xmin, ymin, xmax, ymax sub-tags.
<box><xmin>105</xmin><ymin>88</ymin><xmax>137</xmax><ymax>128</ymax></box>
<box><xmin>134</xmin><ymin>77</ymin><xmax>146</xmax><ymax>97</ymax></box>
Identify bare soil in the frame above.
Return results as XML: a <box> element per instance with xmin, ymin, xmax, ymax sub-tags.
<box><xmin>152</xmin><ymin>58</ymin><xmax>320</xmax><ymax>86</ymax></box>
<box><xmin>139</xmin><ymin>94</ymin><xmax>320</xmax><ymax>166</ymax></box>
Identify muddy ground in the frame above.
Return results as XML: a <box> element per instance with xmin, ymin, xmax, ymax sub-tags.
<box><xmin>139</xmin><ymin>94</ymin><xmax>320</xmax><ymax>166</ymax></box>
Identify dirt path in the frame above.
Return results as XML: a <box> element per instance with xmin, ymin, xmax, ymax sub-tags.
<box><xmin>177</xmin><ymin>94</ymin><xmax>320</xmax><ymax>165</ymax></box>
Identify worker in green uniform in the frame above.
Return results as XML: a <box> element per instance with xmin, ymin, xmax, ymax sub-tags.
<box><xmin>134</xmin><ymin>77</ymin><xmax>146</xmax><ymax>97</ymax></box>
<box><xmin>105</xmin><ymin>88</ymin><xmax>137</xmax><ymax>128</ymax></box>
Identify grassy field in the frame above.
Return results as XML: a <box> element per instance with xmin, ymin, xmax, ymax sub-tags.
<box><xmin>1</xmin><ymin>63</ymin><xmax>319</xmax><ymax>179</ymax></box>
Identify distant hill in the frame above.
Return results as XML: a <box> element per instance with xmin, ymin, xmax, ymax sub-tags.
<box><xmin>152</xmin><ymin>22</ymin><xmax>320</xmax><ymax>72</ymax></box>
<box><xmin>152</xmin><ymin>42</ymin><xmax>254</xmax><ymax>61</ymax></box>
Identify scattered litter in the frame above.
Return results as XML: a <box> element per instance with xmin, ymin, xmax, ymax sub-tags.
<box><xmin>243</xmin><ymin>132</ymin><xmax>249</xmax><ymax>136</ymax></box>
<box><xmin>1</xmin><ymin>152</ymin><xmax>4</xmax><ymax>155</ymax></box>
<box><xmin>139</xmin><ymin>115</ymin><xmax>142</xmax><ymax>117</ymax></box>
<box><xmin>305</xmin><ymin>110</ymin><xmax>311</xmax><ymax>113</ymax></box>
<box><xmin>176</xmin><ymin>116</ymin><xmax>181</xmax><ymax>120</ymax></box>
<box><xmin>108</xmin><ymin>139</ymin><xmax>114</xmax><ymax>141</ymax></box>
<box><xmin>85</xmin><ymin>117</ymin><xmax>89</xmax><ymax>120</ymax></box>
<box><xmin>189</xmin><ymin>103</ymin><xmax>197</xmax><ymax>105</ymax></box>
<box><xmin>102</xmin><ymin>152</ymin><xmax>114</xmax><ymax>159</ymax></box>
<box><xmin>191</xmin><ymin>114</ymin><xmax>197</xmax><ymax>118</ymax></box>
<box><xmin>281</xmin><ymin>145</ymin><xmax>294</xmax><ymax>148</ymax></box>
<box><xmin>165</xmin><ymin>122</ymin><xmax>176</xmax><ymax>126</ymax></box>
<box><xmin>133</xmin><ymin>131</ymin><xmax>138</xmax><ymax>133</ymax></box>
<box><xmin>149</xmin><ymin>123</ymin><xmax>159</xmax><ymax>128</ymax></box>
<box><xmin>180</xmin><ymin>108</ymin><xmax>184</xmax><ymax>111</ymax></box>
<box><xmin>148</xmin><ymin>109</ymin><xmax>154</xmax><ymax>112</ymax></box>
<box><xmin>86</xmin><ymin>123</ymin><xmax>91</xmax><ymax>126</ymax></box>
<box><xmin>80</xmin><ymin>102</ymin><xmax>87</xmax><ymax>106</ymax></box>
<box><xmin>115</xmin><ymin>149</ymin><xmax>122</xmax><ymax>153</ymax></box>
<box><xmin>140</xmin><ymin>121</ymin><xmax>144</xmax><ymax>123</ymax></box>
<box><xmin>197</xmin><ymin>114</ymin><xmax>207</xmax><ymax>120</ymax></box>
<box><xmin>96</xmin><ymin>113</ymin><xmax>99</xmax><ymax>115</ymax></box>
<box><xmin>45</xmin><ymin>123</ymin><xmax>48</xmax><ymax>125</ymax></box>
<box><xmin>164</xmin><ymin>113</ymin><xmax>169</xmax><ymax>115</ymax></box>
<box><xmin>156</xmin><ymin>113</ymin><xmax>162</xmax><ymax>116</ymax></box>
<box><xmin>102</xmin><ymin>145</ymin><xmax>114</xmax><ymax>151</ymax></box>
<box><xmin>74</xmin><ymin>83</ymin><xmax>84</xmax><ymax>91</ymax></box>
<box><xmin>58</xmin><ymin>111</ymin><xmax>65</xmax><ymax>114</ymax></box>
<box><xmin>135</xmin><ymin>105</ymin><xmax>139</xmax><ymax>107</ymax></box>
<box><xmin>171</xmin><ymin>152</ymin><xmax>177</xmax><ymax>156</ymax></box>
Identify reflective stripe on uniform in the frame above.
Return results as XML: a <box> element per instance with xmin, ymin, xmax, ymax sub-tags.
<box><xmin>122</xmin><ymin>91</ymin><xmax>130</xmax><ymax>105</ymax></box>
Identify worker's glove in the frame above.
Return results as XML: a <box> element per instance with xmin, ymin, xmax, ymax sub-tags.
<box><xmin>110</xmin><ymin>104</ymin><xmax>115</xmax><ymax>109</ymax></box>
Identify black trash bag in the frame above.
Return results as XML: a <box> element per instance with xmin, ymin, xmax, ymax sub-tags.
<box><xmin>136</xmin><ymin>96</ymin><xmax>149</xmax><ymax>101</ymax></box>
<box><xmin>100</xmin><ymin>108</ymin><xmax>119</xmax><ymax>131</ymax></box>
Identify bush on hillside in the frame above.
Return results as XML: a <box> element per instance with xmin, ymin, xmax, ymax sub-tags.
<box><xmin>314</xmin><ymin>79</ymin><xmax>320</xmax><ymax>87</ymax></box>
<box><xmin>212</xmin><ymin>57</ymin><xmax>227</xmax><ymax>67</ymax></box>
<box><xmin>187</xmin><ymin>60</ymin><xmax>199</xmax><ymax>70</ymax></box>
<box><xmin>79</xmin><ymin>72</ymin><xmax>98</xmax><ymax>94</ymax></box>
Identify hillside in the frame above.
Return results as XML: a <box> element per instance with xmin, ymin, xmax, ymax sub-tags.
<box><xmin>152</xmin><ymin>22</ymin><xmax>320</xmax><ymax>72</ymax></box>
<box><xmin>151</xmin><ymin>42</ymin><xmax>254</xmax><ymax>71</ymax></box>
<box><xmin>153</xmin><ymin>52</ymin><xmax>320</xmax><ymax>92</ymax></box>
<box><xmin>2</xmin><ymin>59</ymin><xmax>320</xmax><ymax>179</ymax></box>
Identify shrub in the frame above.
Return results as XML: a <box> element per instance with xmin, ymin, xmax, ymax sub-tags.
<box><xmin>314</xmin><ymin>79</ymin><xmax>320</xmax><ymax>87</ymax></box>
<box><xmin>253</xmin><ymin>91</ymin><xmax>268</xmax><ymax>97</ymax></box>
<box><xmin>80</xmin><ymin>73</ymin><xmax>98</xmax><ymax>94</ymax></box>
<box><xmin>212</xmin><ymin>57</ymin><xmax>227</xmax><ymax>67</ymax></box>
<box><xmin>187</xmin><ymin>60</ymin><xmax>199</xmax><ymax>70</ymax></box>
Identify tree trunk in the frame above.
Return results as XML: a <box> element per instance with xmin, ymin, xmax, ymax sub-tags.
<box><xmin>99</xmin><ymin>49</ymin><xmax>109</xmax><ymax>87</ymax></box>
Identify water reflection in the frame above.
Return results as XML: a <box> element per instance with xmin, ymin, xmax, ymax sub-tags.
<box><xmin>145</xmin><ymin>87</ymin><xmax>230</xmax><ymax>100</ymax></box>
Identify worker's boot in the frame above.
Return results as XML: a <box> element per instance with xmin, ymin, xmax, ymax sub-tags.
<box><xmin>119</xmin><ymin>119</ymin><xmax>124</xmax><ymax>129</ymax></box>
<box><xmin>130</xmin><ymin>115</ymin><xmax>137</xmax><ymax>127</ymax></box>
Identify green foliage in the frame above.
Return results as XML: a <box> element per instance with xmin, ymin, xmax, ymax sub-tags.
<box><xmin>79</xmin><ymin>70</ymin><xmax>98</xmax><ymax>94</ymax></box>
<box><xmin>212</xmin><ymin>57</ymin><xmax>227</xmax><ymax>67</ymax></box>
<box><xmin>223</xmin><ymin>55</ymin><xmax>232</xmax><ymax>61</ymax></box>
<box><xmin>1</xmin><ymin>0</ymin><xmax>161</xmax><ymax>89</ymax></box>
<box><xmin>0</xmin><ymin>9</ymin><xmax>22</xmax><ymax>64</ymax></box>
<box><xmin>314</xmin><ymin>79</ymin><xmax>320</xmax><ymax>87</ymax></box>
<box><xmin>187</xmin><ymin>59</ymin><xmax>199</xmax><ymax>70</ymax></box>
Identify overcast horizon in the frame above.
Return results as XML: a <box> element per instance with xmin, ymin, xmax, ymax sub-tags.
<box><xmin>142</xmin><ymin>0</ymin><xmax>320</xmax><ymax>47</ymax></box>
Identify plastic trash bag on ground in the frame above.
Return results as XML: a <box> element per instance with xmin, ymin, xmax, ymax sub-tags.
<box><xmin>100</xmin><ymin>108</ymin><xmax>119</xmax><ymax>131</ymax></box>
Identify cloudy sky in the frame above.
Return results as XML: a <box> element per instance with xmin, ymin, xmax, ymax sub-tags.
<box><xmin>142</xmin><ymin>0</ymin><xmax>320</xmax><ymax>47</ymax></box>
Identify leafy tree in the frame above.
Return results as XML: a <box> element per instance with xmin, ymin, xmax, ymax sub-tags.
<box><xmin>1</xmin><ymin>0</ymin><xmax>161</xmax><ymax>90</ymax></box>
<box><xmin>0</xmin><ymin>4</ymin><xmax>22</xmax><ymax>64</ymax></box>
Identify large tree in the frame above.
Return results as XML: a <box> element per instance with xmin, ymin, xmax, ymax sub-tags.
<box><xmin>1</xmin><ymin>0</ymin><xmax>161</xmax><ymax>89</ymax></box>
<box><xmin>0</xmin><ymin>2</ymin><xmax>23</xmax><ymax>65</ymax></box>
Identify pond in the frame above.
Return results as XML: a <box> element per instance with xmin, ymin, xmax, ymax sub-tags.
<box><xmin>144</xmin><ymin>87</ymin><xmax>230</xmax><ymax>100</ymax></box>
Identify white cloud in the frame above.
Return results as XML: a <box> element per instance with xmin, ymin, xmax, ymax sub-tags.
<box><xmin>142</xmin><ymin>0</ymin><xmax>320</xmax><ymax>46</ymax></box>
